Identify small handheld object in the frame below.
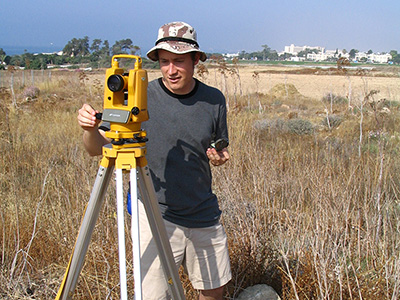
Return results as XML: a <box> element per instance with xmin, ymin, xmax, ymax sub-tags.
<box><xmin>210</xmin><ymin>138</ymin><xmax>229</xmax><ymax>151</ymax></box>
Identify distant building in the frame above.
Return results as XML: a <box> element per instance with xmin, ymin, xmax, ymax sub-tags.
<box><xmin>223</xmin><ymin>52</ymin><xmax>239</xmax><ymax>60</ymax></box>
<box><xmin>355</xmin><ymin>52</ymin><xmax>392</xmax><ymax>63</ymax></box>
<box><xmin>307</xmin><ymin>50</ymin><xmax>349</xmax><ymax>61</ymax></box>
<box><xmin>34</xmin><ymin>50</ymin><xmax>63</xmax><ymax>56</ymax></box>
<box><xmin>290</xmin><ymin>56</ymin><xmax>305</xmax><ymax>62</ymax></box>
<box><xmin>284</xmin><ymin>44</ymin><xmax>325</xmax><ymax>55</ymax></box>
<box><xmin>283</xmin><ymin>44</ymin><xmax>392</xmax><ymax>64</ymax></box>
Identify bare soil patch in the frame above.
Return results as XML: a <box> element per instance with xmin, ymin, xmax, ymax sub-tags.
<box><xmin>85</xmin><ymin>63</ymin><xmax>399</xmax><ymax>103</ymax></box>
<box><xmin>197</xmin><ymin>64</ymin><xmax>400</xmax><ymax>102</ymax></box>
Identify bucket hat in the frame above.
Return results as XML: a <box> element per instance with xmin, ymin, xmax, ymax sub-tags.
<box><xmin>147</xmin><ymin>21</ymin><xmax>207</xmax><ymax>62</ymax></box>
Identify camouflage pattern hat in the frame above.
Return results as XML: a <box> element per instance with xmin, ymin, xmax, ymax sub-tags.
<box><xmin>147</xmin><ymin>21</ymin><xmax>207</xmax><ymax>62</ymax></box>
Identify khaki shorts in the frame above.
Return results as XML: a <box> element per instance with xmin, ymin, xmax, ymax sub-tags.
<box><xmin>138</xmin><ymin>202</ymin><xmax>231</xmax><ymax>300</ymax></box>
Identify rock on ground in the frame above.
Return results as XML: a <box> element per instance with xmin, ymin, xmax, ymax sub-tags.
<box><xmin>236</xmin><ymin>284</ymin><xmax>281</xmax><ymax>300</ymax></box>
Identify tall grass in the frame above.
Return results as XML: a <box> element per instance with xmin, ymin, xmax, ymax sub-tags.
<box><xmin>1</xmin><ymin>66</ymin><xmax>400</xmax><ymax>299</ymax></box>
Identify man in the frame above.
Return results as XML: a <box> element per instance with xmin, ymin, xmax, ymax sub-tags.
<box><xmin>77</xmin><ymin>21</ymin><xmax>231</xmax><ymax>300</ymax></box>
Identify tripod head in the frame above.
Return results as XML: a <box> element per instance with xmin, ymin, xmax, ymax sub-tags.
<box><xmin>101</xmin><ymin>55</ymin><xmax>149</xmax><ymax>147</ymax></box>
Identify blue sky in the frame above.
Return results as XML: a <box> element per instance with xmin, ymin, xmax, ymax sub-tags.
<box><xmin>1</xmin><ymin>0</ymin><xmax>399</xmax><ymax>55</ymax></box>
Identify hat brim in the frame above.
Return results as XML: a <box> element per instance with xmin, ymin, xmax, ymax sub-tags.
<box><xmin>147</xmin><ymin>41</ymin><xmax>207</xmax><ymax>62</ymax></box>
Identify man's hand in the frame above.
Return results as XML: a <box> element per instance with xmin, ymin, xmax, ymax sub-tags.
<box><xmin>77</xmin><ymin>103</ymin><xmax>101</xmax><ymax>131</ymax></box>
<box><xmin>78</xmin><ymin>104</ymin><xmax>109</xmax><ymax>156</ymax></box>
<box><xmin>206</xmin><ymin>147</ymin><xmax>230</xmax><ymax>166</ymax></box>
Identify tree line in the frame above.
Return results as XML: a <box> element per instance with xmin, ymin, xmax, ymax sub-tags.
<box><xmin>1</xmin><ymin>37</ymin><xmax>399</xmax><ymax>70</ymax></box>
<box><xmin>0</xmin><ymin>36</ymin><xmax>143</xmax><ymax>70</ymax></box>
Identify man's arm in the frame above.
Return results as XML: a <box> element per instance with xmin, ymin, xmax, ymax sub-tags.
<box><xmin>78</xmin><ymin>104</ymin><xmax>110</xmax><ymax>156</ymax></box>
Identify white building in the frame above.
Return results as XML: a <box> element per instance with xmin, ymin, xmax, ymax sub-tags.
<box><xmin>354</xmin><ymin>52</ymin><xmax>368</xmax><ymax>61</ymax></box>
<box><xmin>284</xmin><ymin>44</ymin><xmax>325</xmax><ymax>55</ymax></box>
<box><xmin>290</xmin><ymin>56</ymin><xmax>305</xmax><ymax>62</ymax></box>
<box><xmin>283</xmin><ymin>44</ymin><xmax>391</xmax><ymax>63</ymax></box>
<box><xmin>307</xmin><ymin>52</ymin><xmax>329</xmax><ymax>61</ymax></box>
<box><xmin>307</xmin><ymin>50</ymin><xmax>349</xmax><ymax>61</ymax></box>
<box><xmin>354</xmin><ymin>52</ymin><xmax>392</xmax><ymax>63</ymax></box>
<box><xmin>223</xmin><ymin>52</ymin><xmax>239</xmax><ymax>59</ymax></box>
<box><xmin>371</xmin><ymin>53</ymin><xmax>391</xmax><ymax>63</ymax></box>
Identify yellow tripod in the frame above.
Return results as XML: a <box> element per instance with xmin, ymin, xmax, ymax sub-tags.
<box><xmin>55</xmin><ymin>55</ymin><xmax>185</xmax><ymax>300</ymax></box>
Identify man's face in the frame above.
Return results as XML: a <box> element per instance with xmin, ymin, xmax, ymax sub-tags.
<box><xmin>158</xmin><ymin>50</ymin><xmax>199</xmax><ymax>95</ymax></box>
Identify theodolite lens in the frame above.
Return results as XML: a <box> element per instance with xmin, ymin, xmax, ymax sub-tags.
<box><xmin>107</xmin><ymin>75</ymin><xmax>125</xmax><ymax>92</ymax></box>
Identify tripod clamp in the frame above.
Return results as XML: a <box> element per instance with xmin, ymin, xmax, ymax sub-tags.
<box><xmin>111</xmin><ymin>136</ymin><xmax>149</xmax><ymax>146</ymax></box>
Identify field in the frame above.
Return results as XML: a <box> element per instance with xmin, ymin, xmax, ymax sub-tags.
<box><xmin>1</xmin><ymin>62</ymin><xmax>400</xmax><ymax>299</ymax></box>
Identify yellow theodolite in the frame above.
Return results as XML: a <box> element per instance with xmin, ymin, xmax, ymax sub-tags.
<box><xmin>55</xmin><ymin>55</ymin><xmax>184</xmax><ymax>300</ymax></box>
<box><xmin>102</xmin><ymin>54</ymin><xmax>149</xmax><ymax>141</ymax></box>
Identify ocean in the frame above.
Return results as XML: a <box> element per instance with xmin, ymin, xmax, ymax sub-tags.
<box><xmin>0</xmin><ymin>45</ymin><xmax>63</xmax><ymax>56</ymax></box>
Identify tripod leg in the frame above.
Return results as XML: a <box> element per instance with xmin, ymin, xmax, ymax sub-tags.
<box><xmin>137</xmin><ymin>162</ymin><xmax>185</xmax><ymax>300</ymax></box>
<box><xmin>55</xmin><ymin>163</ymin><xmax>114</xmax><ymax>300</ymax></box>
<box><xmin>130</xmin><ymin>169</ymin><xmax>142</xmax><ymax>300</ymax></box>
<box><xmin>116</xmin><ymin>168</ymin><xmax>128</xmax><ymax>300</ymax></box>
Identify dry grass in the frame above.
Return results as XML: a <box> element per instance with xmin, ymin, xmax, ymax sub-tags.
<box><xmin>1</xmin><ymin>63</ymin><xmax>400</xmax><ymax>299</ymax></box>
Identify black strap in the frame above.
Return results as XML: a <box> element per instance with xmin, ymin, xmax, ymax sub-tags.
<box><xmin>156</xmin><ymin>37</ymin><xmax>199</xmax><ymax>48</ymax></box>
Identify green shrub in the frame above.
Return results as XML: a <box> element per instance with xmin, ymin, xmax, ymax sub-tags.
<box><xmin>322</xmin><ymin>114</ymin><xmax>343</xmax><ymax>128</ymax></box>
<box><xmin>254</xmin><ymin>118</ymin><xmax>286</xmax><ymax>133</ymax></box>
<box><xmin>384</xmin><ymin>99</ymin><xmax>400</xmax><ymax>110</ymax></box>
<box><xmin>287</xmin><ymin>118</ymin><xmax>314</xmax><ymax>135</ymax></box>
<box><xmin>254</xmin><ymin>117</ymin><xmax>314</xmax><ymax>135</ymax></box>
<box><xmin>322</xmin><ymin>93</ymin><xmax>348</xmax><ymax>105</ymax></box>
<box><xmin>21</xmin><ymin>85</ymin><xmax>40</xmax><ymax>100</ymax></box>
